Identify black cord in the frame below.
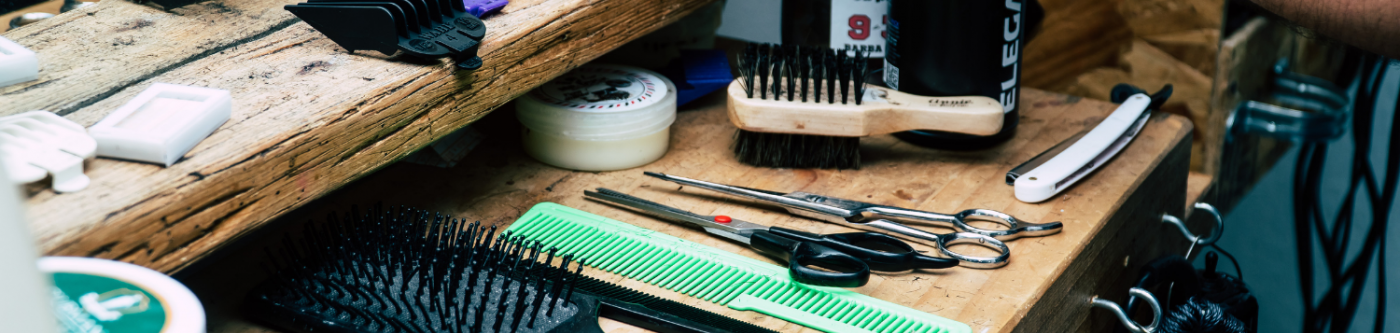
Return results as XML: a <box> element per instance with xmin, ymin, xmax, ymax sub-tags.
<box><xmin>1292</xmin><ymin>54</ymin><xmax>1396</xmax><ymax>333</ymax></box>
<box><xmin>1294</xmin><ymin>142</ymin><xmax>1318</xmax><ymax>331</ymax></box>
<box><xmin>1208</xmin><ymin>243</ymin><xmax>1245</xmax><ymax>280</ymax></box>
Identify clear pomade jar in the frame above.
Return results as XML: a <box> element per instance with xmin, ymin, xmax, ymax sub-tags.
<box><xmin>516</xmin><ymin>64</ymin><xmax>677</xmax><ymax>171</ymax></box>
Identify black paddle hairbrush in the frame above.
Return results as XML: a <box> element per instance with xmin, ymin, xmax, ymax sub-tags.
<box><xmin>244</xmin><ymin>205</ymin><xmax>777</xmax><ymax>333</ymax></box>
<box><xmin>285</xmin><ymin>0</ymin><xmax>486</xmax><ymax>70</ymax></box>
<box><xmin>729</xmin><ymin>43</ymin><xmax>1004</xmax><ymax>169</ymax></box>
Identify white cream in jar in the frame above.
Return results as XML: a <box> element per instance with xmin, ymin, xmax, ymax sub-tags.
<box><xmin>517</xmin><ymin>64</ymin><xmax>677</xmax><ymax>171</ymax></box>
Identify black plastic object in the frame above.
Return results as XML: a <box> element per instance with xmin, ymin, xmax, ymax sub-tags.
<box><xmin>244</xmin><ymin>205</ymin><xmax>777</xmax><ymax>333</ymax></box>
<box><xmin>885</xmin><ymin>0</ymin><xmax>1043</xmax><ymax>150</ymax></box>
<box><xmin>571</xmin><ymin>274</ymin><xmax>778</xmax><ymax>333</ymax></box>
<box><xmin>768</xmin><ymin>227</ymin><xmax>958</xmax><ymax>272</ymax></box>
<box><xmin>1195</xmin><ymin>252</ymin><xmax>1258</xmax><ymax>332</ymax></box>
<box><xmin>143</xmin><ymin>0</ymin><xmax>207</xmax><ymax>10</ymax></box>
<box><xmin>0</xmin><ymin>0</ymin><xmax>46</xmax><ymax>15</ymax></box>
<box><xmin>749</xmin><ymin>229</ymin><xmax>871</xmax><ymax>288</ymax></box>
<box><xmin>1159</xmin><ymin>297</ymin><xmax>1248</xmax><ymax>333</ymax></box>
<box><xmin>285</xmin><ymin>0</ymin><xmax>486</xmax><ymax>70</ymax></box>
<box><xmin>1116</xmin><ymin>253</ymin><xmax>1258</xmax><ymax>333</ymax></box>
<box><xmin>1110</xmin><ymin>83</ymin><xmax>1175</xmax><ymax>109</ymax></box>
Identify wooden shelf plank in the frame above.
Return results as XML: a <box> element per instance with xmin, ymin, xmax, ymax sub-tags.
<box><xmin>0</xmin><ymin>0</ymin><xmax>303</xmax><ymax>115</ymax></box>
<box><xmin>7</xmin><ymin>0</ymin><xmax>717</xmax><ymax>273</ymax></box>
<box><xmin>184</xmin><ymin>89</ymin><xmax>1198</xmax><ymax>333</ymax></box>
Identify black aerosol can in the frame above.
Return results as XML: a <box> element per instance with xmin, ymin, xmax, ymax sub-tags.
<box><xmin>884</xmin><ymin>0</ymin><xmax>1041</xmax><ymax>149</ymax></box>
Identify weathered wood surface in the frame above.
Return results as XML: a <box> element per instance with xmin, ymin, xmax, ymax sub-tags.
<box><xmin>184</xmin><ymin>89</ymin><xmax>1196</xmax><ymax>333</ymax></box>
<box><xmin>1022</xmin><ymin>0</ymin><xmax>1134</xmax><ymax>90</ymax></box>
<box><xmin>6</xmin><ymin>0</ymin><xmax>718</xmax><ymax>273</ymax></box>
<box><xmin>0</xmin><ymin>0</ymin><xmax>301</xmax><ymax>115</ymax></box>
<box><xmin>1204</xmin><ymin>17</ymin><xmax>1295</xmax><ymax>213</ymax></box>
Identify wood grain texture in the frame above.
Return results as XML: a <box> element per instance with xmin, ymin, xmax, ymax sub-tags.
<box><xmin>1206</xmin><ymin>17</ymin><xmax>1291</xmax><ymax>212</ymax></box>
<box><xmin>1117</xmin><ymin>0</ymin><xmax>1223</xmax><ymax>36</ymax></box>
<box><xmin>726</xmin><ymin>83</ymin><xmax>1006</xmax><ymax>137</ymax></box>
<box><xmin>1021</xmin><ymin>0</ymin><xmax>1135</xmax><ymax>90</ymax></box>
<box><xmin>1141</xmin><ymin>28</ymin><xmax>1220</xmax><ymax>76</ymax></box>
<box><xmin>1063</xmin><ymin>39</ymin><xmax>1214</xmax><ymax>171</ymax></box>
<box><xmin>0</xmin><ymin>0</ymin><xmax>301</xmax><ymax>115</ymax></box>
<box><xmin>183</xmin><ymin>88</ymin><xmax>1194</xmax><ymax>333</ymax></box>
<box><xmin>16</xmin><ymin>0</ymin><xmax>718</xmax><ymax>273</ymax></box>
<box><xmin>1014</xmin><ymin>112</ymin><xmax>1195</xmax><ymax>333</ymax></box>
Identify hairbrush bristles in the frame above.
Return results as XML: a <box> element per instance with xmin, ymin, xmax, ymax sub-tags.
<box><xmin>732</xmin><ymin>43</ymin><xmax>873</xmax><ymax>169</ymax></box>
<box><xmin>246</xmin><ymin>205</ymin><xmax>779</xmax><ymax>333</ymax></box>
<box><xmin>733</xmin><ymin>130</ymin><xmax>860</xmax><ymax>169</ymax></box>
<box><xmin>757</xmin><ymin>44</ymin><xmax>771</xmax><ymax>100</ymax></box>
<box><xmin>853</xmin><ymin>50</ymin><xmax>868</xmax><ymax>105</ymax></box>
<box><xmin>246</xmin><ymin>206</ymin><xmax>586</xmax><ymax>333</ymax></box>
<box><xmin>736</xmin><ymin>43</ymin><xmax>869</xmax><ymax>105</ymax></box>
<box><xmin>808</xmin><ymin>47</ymin><xmax>822</xmax><ymax>102</ymax></box>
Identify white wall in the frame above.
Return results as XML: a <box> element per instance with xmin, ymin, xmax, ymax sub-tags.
<box><xmin>716</xmin><ymin>0</ymin><xmax>781</xmax><ymax>43</ymax></box>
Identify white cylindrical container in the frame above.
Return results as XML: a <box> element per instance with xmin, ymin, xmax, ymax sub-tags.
<box><xmin>517</xmin><ymin>64</ymin><xmax>677</xmax><ymax>171</ymax></box>
<box><xmin>0</xmin><ymin>165</ymin><xmax>57</xmax><ymax>333</ymax></box>
<box><xmin>40</xmin><ymin>257</ymin><xmax>206</xmax><ymax>333</ymax></box>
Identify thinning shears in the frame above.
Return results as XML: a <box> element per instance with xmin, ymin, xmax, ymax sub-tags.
<box><xmin>644</xmin><ymin>172</ymin><xmax>1064</xmax><ymax>268</ymax></box>
<box><xmin>585</xmin><ymin>188</ymin><xmax>959</xmax><ymax>288</ymax></box>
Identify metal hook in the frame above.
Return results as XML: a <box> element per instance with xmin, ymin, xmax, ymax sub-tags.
<box><xmin>1162</xmin><ymin>202</ymin><xmax>1224</xmax><ymax>257</ymax></box>
<box><xmin>1091</xmin><ymin>287</ymin><xmax>1162</xmax><ymax>333</ymax></box>
<box><xmin>1226</xmin><ymin>58</ymin><xmax>1350</xmax><ymax>143</ymax></box>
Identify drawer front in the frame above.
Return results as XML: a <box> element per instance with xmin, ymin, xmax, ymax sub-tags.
<box><xmin>1014</xmin><ymin>128</ymin><xmax>1199</xmax><ymax>332</ymax></box>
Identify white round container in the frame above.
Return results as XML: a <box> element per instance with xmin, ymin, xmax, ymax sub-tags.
<box><xmin>39</xmin><ymin>257</ymin><xmax>206</xmax><ymax>333</ymax></box>
<box><xmin>517</xmin><ymin>64</ymin><xmax>677</xmax><ymax>171</ymax></box>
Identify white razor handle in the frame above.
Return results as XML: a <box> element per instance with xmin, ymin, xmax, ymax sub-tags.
<box><xmin>1014</xmin><ymin>94</ymin><xmax>1153</xmax><ymax>203</ymax></box>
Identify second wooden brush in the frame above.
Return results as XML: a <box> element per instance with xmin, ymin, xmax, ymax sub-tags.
<box><xmin>730</xmin><ymin>43</ymin><xmax>1005</xmax><ymax>169</ymax></box>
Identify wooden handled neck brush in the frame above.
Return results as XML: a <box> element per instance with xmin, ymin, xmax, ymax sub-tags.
<box><xmin>731</xmin><ymin>43</ymin><xmax>1005</xmax><ymax>169</ymax></box>
<box><xmin>244</xmin><ymin>205</ymin><xmax>779</xmax><ymax>333</ymax></box>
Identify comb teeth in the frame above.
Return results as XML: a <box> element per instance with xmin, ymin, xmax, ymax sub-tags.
<box><xmin>506</xmin><ymin>203</ymin><xmax>972</xmax><ymax>333</ymax></box>
<box><xmin>737</xmin><ymin>43</ymin><xmax>869</xmax><ymax>105</ymax></box>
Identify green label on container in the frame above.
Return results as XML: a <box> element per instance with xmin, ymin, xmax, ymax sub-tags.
<box><xmin>51</xmin><ymin>272</ymin><xmax>168</xmax><ymax>333</ymax></box>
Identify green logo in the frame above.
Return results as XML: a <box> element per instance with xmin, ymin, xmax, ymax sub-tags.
<box><xmin>51</xmin><ymin>272</ymin><xmax>168</xmax><ymax>333</ymax></box>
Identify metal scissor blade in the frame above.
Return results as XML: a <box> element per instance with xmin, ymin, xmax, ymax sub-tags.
<box><xmin>643</xmin><ymin>172</ymin><xmax>852</xmax><ymax>217</ymax></box>
<box><xmin>702</xmin><ymin>227</ymin><xmax>752</xmax><ymax>245</ymax></box>
<box><xmin>583</xmin><ymin>188</ymin><xmax>762</xmax><ymax>237</ymax></box>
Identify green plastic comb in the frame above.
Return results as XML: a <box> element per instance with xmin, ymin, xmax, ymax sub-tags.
<box><xmin>506</xmin><ymin>202</ymin><xmax>972</xmax><ymax>333</ymax></box>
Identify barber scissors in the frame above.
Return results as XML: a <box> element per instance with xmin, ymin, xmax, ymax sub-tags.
<box><xmin>585</xmin><ymin>188</ymin><xmax>959</xmax><ymax>288</ymax></box>
<box><xmin>644</xmin><ymin>172</ymin><xmax>1064</xmax><ymax>268</ymax></box>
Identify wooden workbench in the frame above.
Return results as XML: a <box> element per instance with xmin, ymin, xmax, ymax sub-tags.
<box><xmin>1</xmin><ymin>0</ymin><xmax>716</xmax><ymax>273</ymax></box>
<box><xmin>182</xmin><ymin>89</ymin><xmax>1201</xmax><ymax>333</ymax></box>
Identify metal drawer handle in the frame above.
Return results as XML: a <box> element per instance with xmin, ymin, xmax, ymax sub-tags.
<box><xmin>1091</xmin><ymin>287</ymin><xmax>1162</xmax><ymax>333</ymax></box>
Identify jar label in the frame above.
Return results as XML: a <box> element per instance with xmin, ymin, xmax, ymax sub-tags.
<box><xmin>530</xmin><ymin>66</ymin><xmax>667</xmax><ymax>112</ymax></box>
<box><xmin>51</xmin><ymin>272</ymin><xmax>169</xmax><ymax>333</ymax></box>
<box><xmin>829</xmin><ymin>0</ymin><xmax>887</xmax><ymax>57</ymax></box>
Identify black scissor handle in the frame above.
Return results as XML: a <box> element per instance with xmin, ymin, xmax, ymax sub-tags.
<box><xmin>750</xmin><ymin>230</ymin><xmax>870</xmax><ymax>288</ymax></box>
<box><xmin>770</xmin><ymin>227</ymin><xmax>958</xmax><ymax>271</ymax></box>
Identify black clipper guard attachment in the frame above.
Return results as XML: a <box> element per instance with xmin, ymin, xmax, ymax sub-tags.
<box><xmin>285</xmin><ymin>0</ymin><xmax>486</xmax><ymax>70</ymax></box>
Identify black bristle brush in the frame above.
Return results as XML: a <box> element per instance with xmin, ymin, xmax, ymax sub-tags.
<box><xmin>729</xmin><ymin>42</ymin><xmax>1006</xmax><ymax>169</ymax></box>
<box><xmin>244</xmin><ymin>205</ymin><xmax>779</xmax><ymax>333</ymax></box>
